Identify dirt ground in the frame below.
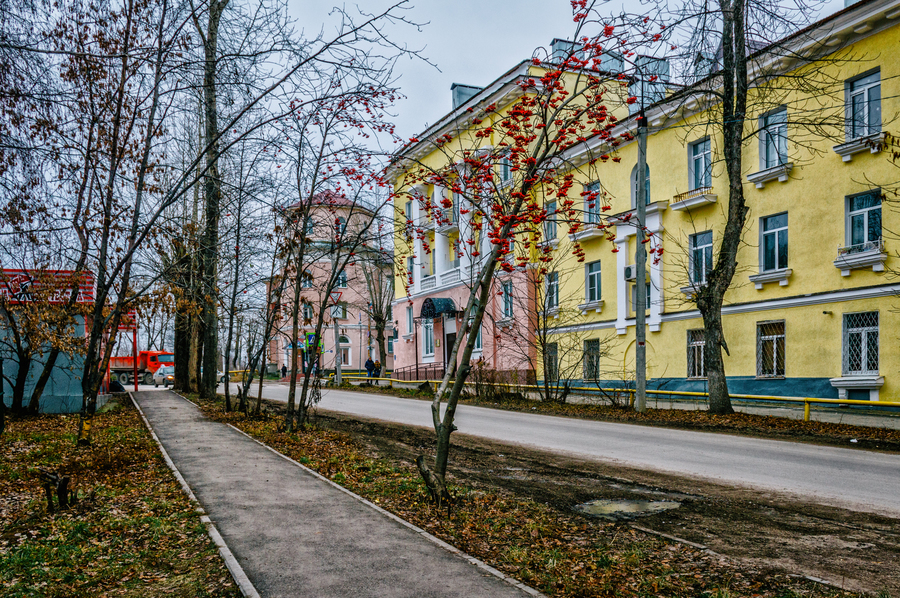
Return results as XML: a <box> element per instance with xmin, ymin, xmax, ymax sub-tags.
<box><xmin>313</xmin><ymin>409</ymin><xmax>900</xmax><ymax>596</ymax></box>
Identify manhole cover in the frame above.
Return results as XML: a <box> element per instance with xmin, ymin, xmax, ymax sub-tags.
<box><xmin>574</xmin><ymin>499</ymin><xmax>681</xmax><ymax>521</ymax></box>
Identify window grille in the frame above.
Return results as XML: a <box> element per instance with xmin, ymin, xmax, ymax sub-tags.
<box><xmin>843</xmin><ymin>311</ymin><xmax>878</xmax><ymax>375</ymax></box>
<box><xmin>583</xmin><ymin>339</ymin><xmax>600</xmax><ymax>380</ymax></box>
<box><xmin>756</xmin><ymin>320</ymin><xmax>785</xmax><ymax>378</ymax></box>
<box><xmin>545</xmin><ymin>342</ymin><xmax>559</xmax><ymax>382</ymax></box>
<box><xmin>687</xmin><ymin>329</ymin><xmax>706</xmax><ymax>378</ymax></box>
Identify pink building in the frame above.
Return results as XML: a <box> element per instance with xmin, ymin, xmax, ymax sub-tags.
<box><xmin>269</xmin><ymin>194</ymin><xmax>394</xmax><ymax>377</ymax></box>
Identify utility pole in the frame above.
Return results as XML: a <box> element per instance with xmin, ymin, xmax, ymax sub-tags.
<box><xmin>634</xmin><ymin>107</ymin><xmax>648</xmax><ymax>413</ymax></box>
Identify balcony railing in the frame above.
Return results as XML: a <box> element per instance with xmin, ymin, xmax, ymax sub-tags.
<box><xmin>837</xmin><ymin>238</ymin><xmax>884</xmax><ymax>257</ymax></box>
<box><xmin>673</xmin><ymin>186</ymin><xmax>712</xmax><ymax>203</ymax></box>
<box><xmin>421</xmin><ymin>275</ymin><xmax>436</xmax><ymax>290</ymax></box>
<box><xmin>440</xmin><ymin>268</ymin><xmax>460</xmax><ymax>285</ymax></box>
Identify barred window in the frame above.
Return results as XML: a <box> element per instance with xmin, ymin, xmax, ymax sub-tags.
<box><xmin>687</xmin><ymin>329</ymin><xmax>706</xmax><ymax>379</ymax></box>
<box><xmin>756</xmin><ymin>320</ymin><xmax>785</xmax><ymax>378</ymax></box>
<box><xmin>843</xmin><ymin>311</ymin><xmax>878</xmax><ymax>375</ymax></box>
<box><xmin>583</xmin><ymin>339</ymin><xmax>600</xmax><ymax>380</ymax></box>
<box><xmin>545</xmin><ymin>342</ymin><xmax>559</xmax><ymax>382</ymax></box>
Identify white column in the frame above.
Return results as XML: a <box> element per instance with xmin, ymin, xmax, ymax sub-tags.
<box><xmin>412</xmin><ymin>198</ymin><xmax>423</xmax><ymax>293</ymax></box>
<box><xmin>615</xmin><ymin>238</ymin><xmax>629</xmax><ymax>335</ymax></box>
<box><xmin>649</xmin><ymin>236</ymin><xmax>663</xmax><ymax>332</ymax></box>
<box><xmin>432</xmin><ymin>185</ymin><xmax>449</xmax><ymax>277</ymax></box>
<box><xmin>458</xmin><ymin>205</ymin><xmax>472</xmax><ymax>275</ymax></box>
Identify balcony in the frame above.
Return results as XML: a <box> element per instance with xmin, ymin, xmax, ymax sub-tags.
<box><xmin>833</xmin><ymin>239</ymin><xmax>887</xmax><ymax>276</ymax></box>
<box><xmin>569</xmin><ymin>221</ymin><xmax>606</xmax><ymax>242</ymax></box>
<box><xmin>439</xmin><ymin>267</ymin><xmax>460</xmax><ymax>286</ymax></box>
<box><xmin>832</xmin><ymin>132</ymin><xmax>886</xmax><ymax>162</ymax></box>
<box><xmin>436</xmin><ymin>207</ymin><xmax>459</xmax><ymax>233</ymax></box>
<box><xmin>746</xmin><ymin>162</ymin><xmax>793</xmax><ymax>189</ymax></box>
<box><xmin>670</xmin><ymin>187</ymin><xmax>717</xmax><ymax>211</ymax></box>
<box><xmin>748</xmin><ymin>268</ymin><xmax>792</xmax><ymax>289</ymax></box>
<box><xmin>420</xmin><ymin>275</ymin><xmax>437</xmax><ymax>290</ymax></box>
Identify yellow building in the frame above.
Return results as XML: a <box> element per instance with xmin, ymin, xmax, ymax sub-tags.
<box><xmin>392</xmin><ymin>0</ymin><xmax>900</xmax><ymax>401</ymax></box>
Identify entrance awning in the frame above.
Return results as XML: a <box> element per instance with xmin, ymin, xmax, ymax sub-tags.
<box><xmin>420</xmin><ymin>297</ymin><xmax>457</xmax><ymax>319</ymax></box>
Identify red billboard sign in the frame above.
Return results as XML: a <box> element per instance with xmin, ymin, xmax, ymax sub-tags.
<box><xmin>0</xmin><ymin>269</ymin><xmax>95</xmax><ymax>304</ymax></box>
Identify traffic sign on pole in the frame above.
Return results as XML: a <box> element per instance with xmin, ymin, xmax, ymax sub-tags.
<box><xmin>329</xmin><ymin>290</ymin><xmax>342</xmax><ymax>305</ymax></box>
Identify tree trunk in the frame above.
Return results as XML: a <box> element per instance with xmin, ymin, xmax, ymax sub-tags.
<box><xmin>27</xmin><ymin>348</ymin><xmax>59</xmax><ymax>414</ymax></box>
<box><xmin>198</xmin><ymin>0</ymin><xmax>229</xmax><ymax>400</ymax></box>
<box><xmin>10</xmin><ymin>354</ymin><xmax>30</xmax><ymax>414</ymax></box>
<box><xmin>173</xmin><ymin>308</ymin><xmax>190</xmax><ymax>392</ymax></box>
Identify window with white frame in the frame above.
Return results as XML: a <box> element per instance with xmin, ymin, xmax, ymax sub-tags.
<box><xmin>690</xmin><ymin>231</ymin><xmax>713</xmax><ymax>283</ymax></box>
<box><xmin>846</xmin><ymin>190</ymin><xmax>882</xmax><ymax>253</ymax></box>
<box><xmin>387</xmin><ymin>333</ymin><xmax>395</xmax><ymax>354</ymax></box>
<box><xmin>473</xmin><ymin>323</ymin><xmax>482</xmax><ymax>351</ymax></box>
<box><xmin>631</xmin><ymin>282</ymin><xmax>651</xmax><ymax>314</ymax></box>
<box><xmin>498</xmin><ymin>155</ymin><xmax>512</xmax><ymax>184</ymax></box>
<box><xmin>406</xmin><ymin>256</ymin><xmax>415</xmax><ymax>281</ymax></box>
<box><xmin>301</xmin><ymin>272</ymin><xmax>314</xmax><ymax>288</ymax></box>
<box><xmin>336</xmin><ymin>270</ymin><xmax>348</xmax><ymax>288</ymax></box>
<box><xmin>687</xmin><ymin>329</ymin><xmax>706</xmax><ymax>379</ymax></box>
<box><xmin>302</xmin><ymin>302</ymin><xmax>314</xmax><ymax>322</ymax></box>
<box><xmin>584</xmin><ymin>181</ymin><xmax>602</xmax><ymax>224</ymax></box>
<box><xmin>847</xmin><ymin>70</ymin><xmax>881</xmax><ymax>139</ymax></box>
<box><xmin>545</xmin><ymin>342</ymin><xmax>559</xmax><ymax>382</ymax></box>
<box><xmin>338</xmin><ymin>335</ymin><xmax>351</xmax><ymax>366</ymax></box>
<box><xmin>689</xmin><ymin>138</ymin><xmax>712</xmax><ymax>190</ymax></box>
<box><xmin>304</xmin><ymin>215</ymin><xmax>315</xmax><ymax>236</ymax></box>
<box><xmin>583</xmin><ymin>339</ymin><xmax>600</xmax><ymax>380</ymax></box>
<box><xmin>544</xmin><ymin>201</ymin><xmax>557</xmax><ymax>240</ymax></box>
<box><xmin>630</xmin><ymin>163</ymin><xmax>651</xmax><ymax>206</ymax></box>
<box><xmin>586</xmin><ymin>261</ymin><xmax>601</xmax><ymax>303</ymax></box>
<box><xmin>756</xmin><ymin>320</ymin><xmax>785</xmax><ymax>378</ymax></box>
<box><xmin>406</xmin><ymin>305</ymin><xmax>414</xmax><ymax>334</ymax></box>
<box><xmin>760</xmin><ymin>107</ymin><xmax>788</xmax><ymax>169</ymax></box>
<box><xmin>331</xmin><ymin>302</ymin><xmax>347</xmax><ymax>319</ymax></box>
<box><xmin>404</xmin><ymin>200</ymin><xmax>413</xmax><ymax>222</ymax></box>
<box><xmin>423</xmin><ymin>318</ymin><xmax>434</xmax><ymax>356</ymax></box>
<box><xmin>546</xmin><ymin>272</ymin><xmax>559</xmax><ymax>310</ymax></box>
<box><xmin>761</xmin><ymin>213</ymin><xmax>788</xmax><ymax>272</ymax></box>
<box><xmin>843</xmin><ymin>312</ymin><xmax>878</xmax><ymax>375</ymax></box>
<box><xmin>335</xmin><ymin>216</ymin><xmax>347</xmax><ymax>236</ymax></box>
<box><xmin>502</xmin><ymin>280</ymin><xmax>514</xmax><ymax>318</ymax></box>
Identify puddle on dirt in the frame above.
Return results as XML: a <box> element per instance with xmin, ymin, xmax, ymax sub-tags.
<box><xmin>574</xmin><ymin>499</ymin><xmax>681</xmax><ymax>521</ymax></box>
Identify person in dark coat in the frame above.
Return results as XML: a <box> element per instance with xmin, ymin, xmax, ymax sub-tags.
<box><xmin>281</xmin><ymin>364</ymin><xmax>288</xmax><ymax>379</ymax></box>
<box><xmin>365</xmin><ymin>357</ymin><xmax>375</xmax><ymax>378</ymax></box>
<box><xmin>373</xmin><ymin>360</ymin><xmax>381</xmax><ymax>382</ymax></box>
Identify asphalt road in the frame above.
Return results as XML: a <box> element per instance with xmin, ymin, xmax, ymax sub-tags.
<box><xmin>196</xmin><ymin>384</ymin><xmax>900</xmax><ymax>518</ymax></box>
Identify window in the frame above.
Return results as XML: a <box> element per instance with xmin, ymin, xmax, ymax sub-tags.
<box><xmin>331</xmin><ymin>302</ymin><xmax>347</xmax><ymax>319</ymax></box>
<box><xmin>630</xmin><ymin>164</ymin><xmax>651</xmax><ymax>206</ymax></box>
<box><xmin>301</xmin><ymin>272</ymin><xmax>314</xmax><ymax>288</ymax></box>
<box><xmin>337</xmin><ymin>335</ymin><xmax>351</xmax><ymax>366</ymax></box>
<box><xmin>583</xmin><ymin>339</ymin><xmax>600</xmax><ymax>380</ymax></box>
<box><xmin>404</xmin><ymin>200</ymin><xmax>413</xmax><ymax>222</ymax></box>
<box><xmin>544</xmin><ymin>201</ymin><xmax>557</xmax><ymax>241</ymax></box>
<box><xmin>760</xmin><ymin>108</ymin><xmax>788</xmax><ymax>169</ymax></box>
<box><xmin>761</xmin><ymin>213</ymin><xmax>788</xmax><ymax>272</ymax></box>
<box><xmin>846</xmin><ymin>190</ymin><xmax>881</xmax><ymax>252</ymax></box>
<box><xmin>690</xmin><ymin>138</ymin><xmax>712</xmax><ymax>190</ymax></box>
<box><xmin>687</xmin><ymin>329</ymin><xmax>706</xmax><ymax>378</ymax></box>
<box><xmin>304</xmin><ymin>216</ymin><xmax>315</xmax><ymax>236</ymax></box>
<box><xmin>406</xmin><ymin>305</ymin><xmax>414</xmax><ymax>334</ymax></box>
<box><xmin>335</xmin><ymin>216</ymin><xmax>347</xmax><ymax>236</ymax></box>
<box><xmin>584</xmin><ymin>181</ymin><xmax>601</xmax><ymax>224</ymax></box>
<box><xmin>387</xmin><ymin>335</ymin><xmax>394</xmax><ymax>354</ymax></box>
<box><xmin>502</xmin><ymin>280</ymin><xmax>514</xmax><ymax>318</ymax></box>
<box><xmin>586</xmin><ymin>261</ymin><xmax>601</xmax><ymax>302</ymax></box>
<box><xmin>545</xmin><ymin>342</ymin><xmax>559</xmax><ymax>382</ymax></box>
<box><xmin>631</xmin><ymin>282</ymin><xmax>651</xmax><ymax>313</ymax></box>
<box><xmin>843</xmin><ymin>312</ymin><xmax>878</xmax><ymax>375</ymax></box>
<box><xmin>756</xmin><ymin>321</ymin><xmax>785</xmax><ymax>378</ymax></box>
<box><xmin>302</xmin><ymin>302</ymin><xmax>314</xmax><ymax>321</ymax></box>
<box><xmin>473</xmin><ymin>323</ymin><xmax>482</xmax><ymax>351</ymax></box>
<box><xmin>847</xmin><ymin>71</ymin><xmax>881</xmax><ymax>139</ymax></box>
<box><xmin>423</xmin><ymin>318</ymin><xmax>434</xmax><ymax>356</ymax></box>
<box><xmin>498</xmin><ymin>155</ymin><xmax>511</xmax><ymax>184</ymax></box>
<box><xmin>546</xmin><ymin>272</ymin><xmax>559</xmax><ymax>310</ymax></box>
<box><xmin>336</xmin><ymin>270</ymin><xmax>348</xmax><ymax>288</ymax></box>
<box><xmin>690</xmin><ymin>231</ymin><xmax>713</xmax><ymax>283</ymax></box>
<box><xmin>406</xmin><ymin>256</ymin><xmax>415</xmax><ymax>281</ymax></box>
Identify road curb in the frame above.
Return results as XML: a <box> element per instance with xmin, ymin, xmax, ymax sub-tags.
<box><xmin>130</xmin><ymin>391</ymin><xmax>261</xmax><ymax>598</ymax></box>
<box><xmin>221</xmin><ymin>419</ymin><xmax>547</xmax><ymax>598</ymax></box>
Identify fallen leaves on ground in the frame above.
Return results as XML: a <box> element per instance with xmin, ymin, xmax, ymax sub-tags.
<box><xmin>0</xmin><ymin>405</ymin><xmax>240</xmax><ymax>598</ymax></box>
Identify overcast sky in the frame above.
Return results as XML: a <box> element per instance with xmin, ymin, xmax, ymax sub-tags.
<box><xmin>292</xmin><ymin>0</ymin><xmax>845</xmax><ymax>145</ymax></box>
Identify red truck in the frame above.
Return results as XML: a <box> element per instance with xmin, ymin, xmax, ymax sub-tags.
<box><xmin>109</xmin><ymin>351</ymin><xmax>174</xmax><ymax>386</ymax></box>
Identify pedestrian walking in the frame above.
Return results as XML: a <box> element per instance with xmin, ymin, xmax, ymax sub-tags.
<box><xmin>281</xmin><ymin>364</ymin><xmax>287</xmax><ymax>379</ymax></box>
<box><xmin>373</xmin><ymin>360</ymin><xmax>381</xmax><ymax>383</ymax></box>
<box><xmin>365</xmin><ymin>357</ymin><xmax>375</xmax><ymax>379</ymax></box>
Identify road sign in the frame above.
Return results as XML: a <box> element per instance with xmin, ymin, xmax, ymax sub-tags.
<box><xmin>329</xmin><ymin>290</ymin><xmax>342</xmax><ymax>304</ymax></box>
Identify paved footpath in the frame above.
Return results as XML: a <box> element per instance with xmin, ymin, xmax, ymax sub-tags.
<box><xmin>132</xmin><ymin>391</ymin><xmax>536</xmax><ymax>598</ymax></box>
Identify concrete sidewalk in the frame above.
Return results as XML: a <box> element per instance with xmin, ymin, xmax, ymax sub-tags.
<box><xmin>132</xmin><ymin>391</ymin><xmax>537</xmax><ymax>598</ymax></box>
